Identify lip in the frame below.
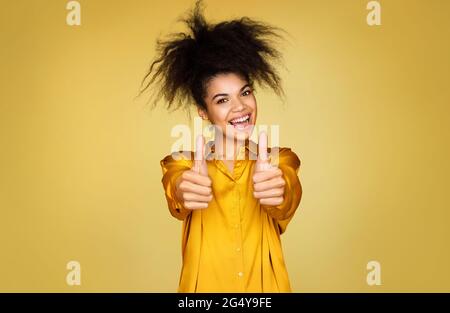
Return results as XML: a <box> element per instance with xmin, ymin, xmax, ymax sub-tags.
<box><xmin>227</xmin><ymin>113</ymin><xmax>254</xmax><ymax>132</ymax></box>
<box><xmin>228</xmin><ymin>113</ymin><xmax>252</xmax><ymax>124</ymax></box>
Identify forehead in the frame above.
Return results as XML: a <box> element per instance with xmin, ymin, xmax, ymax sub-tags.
<box><xmin>205</xmin><ymin>72</ymin><xmax>248</xmax><ymax>95</ymax></box>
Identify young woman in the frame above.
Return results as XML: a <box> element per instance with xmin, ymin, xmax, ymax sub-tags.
<box><xmin>140</xmin><ymin>0</ymin><xmax>302</xmax><ymax>292</ymax></box>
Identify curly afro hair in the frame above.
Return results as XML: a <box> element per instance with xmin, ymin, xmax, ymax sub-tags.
<box><xmin>139</xmin><ymin>0</ymin><xmax>288</xmax><ymax>113</ymax></box>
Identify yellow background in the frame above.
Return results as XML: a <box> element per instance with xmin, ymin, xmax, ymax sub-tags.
<box><xmin>1</xmin><ymin>0</ymin><xmax>449</xmax><ymax>292</ymax></box>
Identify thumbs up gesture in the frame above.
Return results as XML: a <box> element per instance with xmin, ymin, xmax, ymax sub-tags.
<box><xmin>175</xmin><ymin>135</ymin><xmax>213</xmax><ymax>210</ymax></box>
<box><xmin>253</xmin><ymin>132</ymin><xmax>285</xmax><ymax>206</ymax></box>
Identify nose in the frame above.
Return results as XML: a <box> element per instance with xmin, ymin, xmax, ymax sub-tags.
<box><xmin>231</xmin><ymin>98</ymin><xmax>245</xmax><ymax>112</ymax></box>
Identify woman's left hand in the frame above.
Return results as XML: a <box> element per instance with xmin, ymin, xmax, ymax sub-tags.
<box><xmin>252</xmin><ymin>132</ymin><xmax>285</xmax><ymax>206</ymax></box>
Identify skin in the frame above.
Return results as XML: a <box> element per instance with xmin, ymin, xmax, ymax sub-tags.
<box><xmin>175</xmin><ymin>72</ymin><xmax>285</xmax><ymax>210</ymax></box>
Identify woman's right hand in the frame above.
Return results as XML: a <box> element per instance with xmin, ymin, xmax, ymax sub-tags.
<box><xmin>175</xmin><ymin>135</ymin><xmax>213</xmax><ymax>210</ymax></box>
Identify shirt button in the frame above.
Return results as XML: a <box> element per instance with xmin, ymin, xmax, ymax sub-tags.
<box><xmin>238</xmin><ymin>272</ymin><xmax>244</xmax><ymax>277</ymax></box>
<box><xmin>236</xmin><ymin>247</ymin><xmax>241</xmax><ymax>252</ymax></box>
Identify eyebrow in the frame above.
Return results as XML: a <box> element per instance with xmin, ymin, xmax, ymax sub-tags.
<box><xmin>211</xmin><ymin>84</ymin><xmax>251</xmax><ymax>101</ymax></box>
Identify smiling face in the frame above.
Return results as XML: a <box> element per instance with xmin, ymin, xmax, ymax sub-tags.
<box><xmin>199</xmin><ymin>72</ymin><xmax>257</xmax><ymax>145</ymax></box>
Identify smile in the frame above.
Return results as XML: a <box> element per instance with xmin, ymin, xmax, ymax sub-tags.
<box><xmin>228</xmin><ymin>114</ymin><xmax>251</xmax><ymax>129</ymax></box>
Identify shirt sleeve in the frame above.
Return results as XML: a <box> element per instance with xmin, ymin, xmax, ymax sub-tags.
<box><xmin>263</xmin><ymin>147</ymin><xmax>302</xmax><ymax>234</ymax></box>
<box><xmin>160</xmin><ymin>151</ymin><xmax>194</xmax><ymax>221</ymax></box>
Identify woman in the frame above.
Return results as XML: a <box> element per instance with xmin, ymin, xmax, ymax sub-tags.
<box><xmin>140</xmin><ymin>0</ymin><xmax>302</xmax><ymax>292</ymax></box>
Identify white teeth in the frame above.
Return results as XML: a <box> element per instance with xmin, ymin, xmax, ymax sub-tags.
<box><xmin>230</xmin><ymin>114</ymin><xmax>250</xmax><ymax>124</ymax></box>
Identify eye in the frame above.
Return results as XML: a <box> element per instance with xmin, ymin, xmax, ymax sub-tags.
<box><xmin>242</xmin><ymin>89</ymin><xmax>252</xmax><ymax>96</ymax></box>
<box><xmin>217</xmin><ymin>98</ymin><xmax>228</xmax><ymax>104</ymax></box>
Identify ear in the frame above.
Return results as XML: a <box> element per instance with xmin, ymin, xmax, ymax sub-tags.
<box><xmin>198</xmin><ymin>107</ymin><xmax>208</xmax><ymax>120</ymax></box>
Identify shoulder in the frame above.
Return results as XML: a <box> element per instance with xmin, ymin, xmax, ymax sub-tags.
<box><xmin>268</xmin><ymin>147</ymin><xmax>301</xmax><ymax>169</ymax></box>
<box><xmin>160</xmin><ymin>150</ymin><xmax>194</xmax><ymax>172</ymax></box>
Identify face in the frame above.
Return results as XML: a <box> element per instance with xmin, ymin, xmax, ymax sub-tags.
<box><xmin>199</xmin><ymin>72</ymin><xmax>257</xmax><ymax>143</ymax></box>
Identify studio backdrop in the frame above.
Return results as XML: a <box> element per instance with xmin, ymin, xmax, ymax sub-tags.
<box><xmin>0</xmin><ymin>0</ymin><xmax>449</xmax><ymax>292</ymax></box>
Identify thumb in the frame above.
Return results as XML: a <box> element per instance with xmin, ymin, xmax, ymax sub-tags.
<box><xmin>193</xmin><ymin>134</ymin><xmax>205</xmax><ymax>173</ymax></box>
<box><xmin>258</xmin><ymin>131</ymin><xmax>269</xmax><ymax>163</ymax></box>
<box><xmin>256</xmin><ymin>131</ymin><xmax>272</xmax><ymax>171</ymax></box>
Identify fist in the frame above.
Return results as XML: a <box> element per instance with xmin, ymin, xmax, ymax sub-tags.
<box><xmin>175</xmin><ymin>135</ymin><xmax>213</xmax><ymax>210</ymax></box>
<box><xmin>253</xmin><ymin>132</ymin><xmax>285</xmax><ymax>206</ymax></box>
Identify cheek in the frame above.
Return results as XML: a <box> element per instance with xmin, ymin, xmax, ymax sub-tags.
<box><xmin>208</xmin><ymin>107</ymin><xmax>229</xmax><ymax>124</ymax></box>
<box><xmin>248</xmin><ymin>96</ymin><xmax>257</xmax><ymax>109</ymax></box>
<box><xmin>249</xmin><ymin>98</ymin><xmax>257</xmax><ymax>115</ymax></box>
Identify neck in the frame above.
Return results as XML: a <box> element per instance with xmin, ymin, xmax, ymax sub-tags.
<box><xmin>213</xmin><ymin>135</ymin><xmax>248</xmax><ymax>160</ymax></box>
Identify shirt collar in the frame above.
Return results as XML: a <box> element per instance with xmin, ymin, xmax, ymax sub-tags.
<box><xmin>206</xmin><ymin>140</ymin><xmax>258</xmax><ymax>160</ymax></box>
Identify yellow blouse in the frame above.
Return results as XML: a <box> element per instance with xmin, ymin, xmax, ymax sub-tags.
<box><xmin>160</xmin><ymin>140</ymin><xmax>302</xmax><ymax>292</ymax></box>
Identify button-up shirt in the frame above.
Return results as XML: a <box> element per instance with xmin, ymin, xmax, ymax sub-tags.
<box><xmin>160</xmin><ymin>140</ymin><xmax>302</xmax><ymax>292</ymax></box>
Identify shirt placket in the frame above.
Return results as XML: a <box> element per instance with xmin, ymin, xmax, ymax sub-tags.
<box><xmin>212</xmin><ymin>145</ymin><xmax>250</xmax><ymax>292</ymax></box>
<box><xmin>232</xmin><ymin>161</ymin><xmax>246</xmax><ymax>292</ymax></box>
